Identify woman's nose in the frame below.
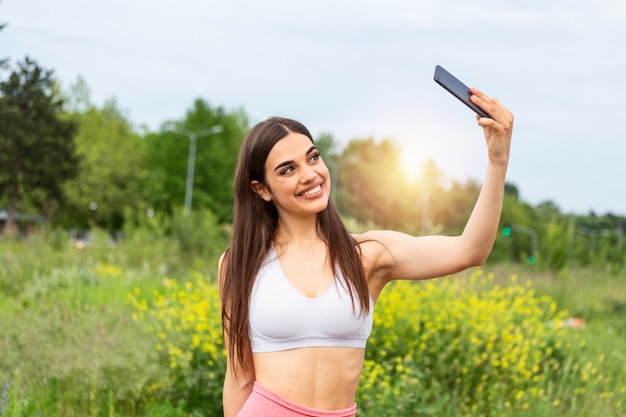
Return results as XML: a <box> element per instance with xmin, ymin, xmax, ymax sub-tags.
<box><xmin>299</xmin><ymin>165</ymin><xmax>317</xmax><ymax>183</ymax></box>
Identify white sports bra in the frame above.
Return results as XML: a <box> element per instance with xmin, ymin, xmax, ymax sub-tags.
<box><xmin>249</xmin><ymin>246</ymin><xmax>374</xmax><ymax>353</ymax></box>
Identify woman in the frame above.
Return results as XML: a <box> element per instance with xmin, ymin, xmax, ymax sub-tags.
<box><xmin>219</xmin><ymin>88</ymin><xmax>513</xmax><ymax>416</ymax></box>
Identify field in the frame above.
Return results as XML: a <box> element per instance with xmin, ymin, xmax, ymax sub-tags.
<box><xmin>1</xmin><ymin>230</ymin><xmax>625</xmax><ymax>416</ymax></box>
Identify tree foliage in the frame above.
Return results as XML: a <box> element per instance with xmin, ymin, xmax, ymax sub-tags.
<box><xmin>332</xmin><ymin>135</ymin><xmax>625</xmax><ymax>270</ymax></box>
<box><xmin>336</xmin><ymin>137</ymin><xmax>415</xmax><ymax>229</ymax></box>
<box><xmin>0</xmin><ymin>49</ymin><xmax>621</xmax><ymax>269</ymax></box>
<box><xmin>59</xmin><ymin>84</ymin><xmax>153</xmax><ymax>230</ymax></box>
<box><xmin>143</xmin><ymin>99</ymin><xmax>248</xmax><ymax>223</ymax></box>
<box><xmin>0</xmin><ymin>57</ymin><xmax>78</xmax><ymax>235</ymax></box>
<box><xmin>334</xmin><ymin>139</ymin><xmax>478</xmax><ymax>236</ymax></box>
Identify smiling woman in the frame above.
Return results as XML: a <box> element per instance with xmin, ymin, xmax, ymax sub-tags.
<box><xmin>219</xmin><ymin>92</ymin><xmax>513</xmax><ymax>416</ymax></box>
<box><xmin>251</xmin><ymin>136</ymin><xmax>330</xmax><ymax>218</ymax></box>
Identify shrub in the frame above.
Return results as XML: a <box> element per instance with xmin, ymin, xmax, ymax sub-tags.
<box><xmin>128</xmin><ymin>273</ymin><xmax>225</xmax><ymax>416</ymax></box>
<box><xmin>130</xmin><ymin>269</ymin><xmax>624</xmax><ymax>417</ymax></box>
<box><xmin>357</xmin><ymin>270</ymin><xmax>621</xmax><ymax>416</ymax></box>
<box><xmin>122</xmin><ymin>208</ymin><xmax>229</xmax><ymax>274</ymax></box>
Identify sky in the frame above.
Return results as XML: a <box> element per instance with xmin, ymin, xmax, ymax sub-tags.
<box><xmin>2</xmin><ymin>0</ymin><xmax>625</xmax><ymax>216</ymax></box>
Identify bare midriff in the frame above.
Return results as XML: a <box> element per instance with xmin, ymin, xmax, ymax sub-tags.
<box><xmin>252</xmin><ymin>346</ymin><xmax>366</xmax><ymax>409</ymax></box>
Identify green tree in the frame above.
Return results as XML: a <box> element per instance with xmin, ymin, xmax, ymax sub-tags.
<box><xmin>144</xmin><ymin>99</ymin><xmax>248</xmax><ymax>223</ymax></box>
<box><xmin>336</xmin><ymin>138</ymin><xmax>413</xmax><ymax>229</ymax></box>
<box><xmin>490</xmin><ymin>188</ymin><xmax>540</xmax><ymax>264</ymax></box>
<box><xmin>314</xmin><ymin>132</ymin><xmax>339</xmax><ymax>158</ymax></box>
<box><xmin>314</xmin><ymin>132</ymin><xmax>341</xmax><ymax>202</ymax></box>
<box><xmin>63</xmin><ymin>74</ymin><xmax>92</xmax><ymax>114</ymax></box>
<box><xmin>412</xmin><ymin>159</ymin><xmax>445</xmax><ymax>235</ymax></box>
<box><xmin>0</xmin><ymin>57</ymin><xmax>78</xmax><ymax>236</ymax></box>
<box><xmin>542</xmin><ymin>217</ymin><xmax>570</xmax><ymax>270</ymax></box>
<box><xmin>433</xmin><ymin>178</ymin><xmax>481</xmax><ymax>236</ymax></box>
<box><xmin>533</xmin><ymin>200</ymin><xmax>568</xmax><ymax>270</ymax></box>
<box><xmin>572</xmin><ymin>212</ymin><xmax>626</xmax><ymax>269</ymax></box>
<box><xmin>59</xmin><ymin>88</ymin><xmax>154</xmax><ymax>231</ymax></box>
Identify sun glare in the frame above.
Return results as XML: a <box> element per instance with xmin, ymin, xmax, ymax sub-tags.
<box><xmin>400</xmin><ymin>143</ymin><xmax>422</xmax><ymax>183</ymax></box>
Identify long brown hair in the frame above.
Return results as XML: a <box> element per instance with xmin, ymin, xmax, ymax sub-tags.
<box><xmin>221</xmin><ymin>117</ymin><xmax>371</xmax><ymax>372</ymax></box>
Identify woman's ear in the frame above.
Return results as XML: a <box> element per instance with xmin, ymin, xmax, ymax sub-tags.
<box><xmin>250</xmin><ymin>180</ymin><xmax>271</xmax><ymax>202</ymax></box>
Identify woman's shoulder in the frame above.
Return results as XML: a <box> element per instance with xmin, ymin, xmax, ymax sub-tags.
<box><xmin>352</xmin><ymin>229</ymin><xmax>417</xmax><ymax>267</ymax></box>
<box><xmin>351</xmin><ymin>230</ymin><xmax>394</xmax><ymax>258</ymax></box>
<box><xmin>352</xmin><ymin>229</ymin><xmax>407</xmax><ymax>245</ymax></box>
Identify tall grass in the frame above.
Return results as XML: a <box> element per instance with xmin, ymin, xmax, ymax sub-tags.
<box><xmin>0</xmin><ymin>231</ymin><xmax>172</xmax><ymax>416</ymax></box>
<box><xmin>1</xmin><ymin>226</ymin><xmax>625</xmax><ymax>416</ymax></box>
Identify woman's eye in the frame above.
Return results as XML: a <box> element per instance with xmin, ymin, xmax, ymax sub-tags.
<box><xmin>280</xmin><ymin>166</ymin><xmax>294</xmax><ymax>175</ymax></box>
<box><xmin>309</xmin><ymin>153</ymin><xmax>321</xmax><ymax>162</ymax></box>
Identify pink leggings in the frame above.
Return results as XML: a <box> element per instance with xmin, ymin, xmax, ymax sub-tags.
<box><xmin>237</xmin><ymin>382</ymin><xmax>357</xmax><ymax>417</ymax></box>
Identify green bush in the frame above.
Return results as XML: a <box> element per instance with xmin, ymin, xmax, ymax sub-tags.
<box><xmin>131</xmin><ymin>269</ymin><xmax>625</xmax><ymax>417</ymax></box>
<box><xmin>128</xmin><ymin>274</ymin><xmax>225</xmax><ymax>416</ymax></box>
<box><xmin>122</xmin><ymin>208</ymin><xmax>229</xmax><ymax>274</ymax></box>
<box><xmin>357</xmin><ymin>271</ymin><xmax>605</xmax><ymax>416</ymax></box>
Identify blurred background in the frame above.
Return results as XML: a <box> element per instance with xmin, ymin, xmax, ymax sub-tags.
<box><xmin>1</xmin><ymin>1</ymin><xmax>625</xmax><ymax>416</ymax></box>
<box><xmin>1</xmin><ymin>0</ymin><xmax>625</xmax><ymax>268</ymax></box>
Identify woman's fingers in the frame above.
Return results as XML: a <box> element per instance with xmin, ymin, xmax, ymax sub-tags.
<box><xmin>470</xmin><ymin>87</ymin><xmax>513</xmax><ymax>130</ymax></box>
<box><xmin>468</xmin><ymin>87</ymin><xmax>513</xmax><ymax>165</ymax></box>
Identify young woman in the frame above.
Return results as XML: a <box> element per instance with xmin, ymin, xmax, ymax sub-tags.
<box><xmin>219</xmin><ymin>88</ymin><xmax>513</xmax><ymax>417</ymax></box>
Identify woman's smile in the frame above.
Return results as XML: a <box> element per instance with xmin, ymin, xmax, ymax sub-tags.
<box><xmin>298</xmin><ymin>183</ymin><xmax>324</xmax><ymax>198</ymax></box>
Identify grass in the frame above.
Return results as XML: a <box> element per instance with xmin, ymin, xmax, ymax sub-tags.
<box><xmin>481</xmin><ymin>263</ymin><xmax>626</xmax><ymax>412</ymax></box>
<box><xmin>0</xmin><ymin>229</ymin><xmax>218</xmax><ymax>416</ymax></box>
<box><xmin>1</xmin><ymin>264</ymin><xmax>163</xmax><ymax>416</ymax></box>
<box><xmin>1</xmin><ymin>232</ymin><xmax>625</xmax><ymax>416</ymax></box>
<box><xmin>487</xmin><ymin>264</ymin><xmax>626</xmax><ymax>370</ymax></box>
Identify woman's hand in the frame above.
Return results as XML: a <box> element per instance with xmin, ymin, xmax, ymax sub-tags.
<box><xmin>470</xmin><ymin>88</ymin><xmax>514</xmax><ymax>167</ymax></box>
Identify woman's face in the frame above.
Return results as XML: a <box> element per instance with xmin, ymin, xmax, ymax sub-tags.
<box><xmin>251</xmin><ymin>131</ymin><xmax>331</xmax><ymax>219</ymax></box>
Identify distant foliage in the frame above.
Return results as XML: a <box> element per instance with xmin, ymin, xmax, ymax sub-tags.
<box><xmin>0</xmin><ymin>57</ymin><xmax>78</xmax><ymax>233</ymax></box>
<box><xmin>142</xmin><ymin>99</ymin><xmax>248</xmax><ymax>224</ymax></box>
<box><xmin>60</xmin><ymin>99</ymin><xmax>151</xmax><ymax>230</ymax></box>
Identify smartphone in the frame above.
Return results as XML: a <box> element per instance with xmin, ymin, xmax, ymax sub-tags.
<box><xmin>433</xmin><ymin>65</ymin><xmax>490</xmax><ymax>118</ymax></box>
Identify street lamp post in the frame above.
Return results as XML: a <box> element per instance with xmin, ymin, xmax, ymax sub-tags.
<box><xmin>167</xmin><ymin>125</ymin><xmax>223</xmax><ymax>213</ymax></box>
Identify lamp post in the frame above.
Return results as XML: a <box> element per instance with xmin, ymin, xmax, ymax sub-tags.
<box><xmin>167</xmin><ymin>125</ymin><xmax>223</xmax><ymax>213</ymax></box>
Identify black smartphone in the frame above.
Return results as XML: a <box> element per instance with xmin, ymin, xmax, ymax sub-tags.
<box><xmin>433</xmin><ymin>65</ymin><xmax>490</xmax><ymax>118</ymax></box>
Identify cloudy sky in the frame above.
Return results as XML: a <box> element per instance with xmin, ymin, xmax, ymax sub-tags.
<box><xmin>2</xmin><ymin>0</ymin><xmax>625</xmax><ymax>215</ymax></box>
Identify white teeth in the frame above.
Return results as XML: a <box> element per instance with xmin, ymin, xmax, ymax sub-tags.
<box><xmin>300</xmin><ymin>185</ymin><xmax>321</xmax><ymax>196</ymax></box>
